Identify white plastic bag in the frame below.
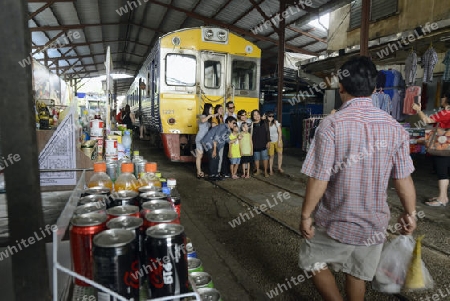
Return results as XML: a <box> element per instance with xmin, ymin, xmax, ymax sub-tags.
<box><xmin>372</xmin><ymin>235</ymin><xmax>415</xmax><ymax>293</ymax></box>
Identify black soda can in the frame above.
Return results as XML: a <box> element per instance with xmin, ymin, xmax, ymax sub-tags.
<box><xmin>110</xmin><ymin>190</ymin><xmax>139</xmax><ymax>208</ymax></box>
<box><xmin>83</xmin><ymin>186</ymin><xmax>111</xmax><ymax>197</ymax></box>
<box><xmin>145</xmin><ymin>223</ymin><xmax>189</xmax><ymax>301</ymax></box>
<box><xmin>93</xmin><ymin>229</ymin><xmax>139</xmax><ymax>301</ymax></box>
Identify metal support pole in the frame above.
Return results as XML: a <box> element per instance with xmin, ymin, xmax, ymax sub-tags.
<box><xmin>360</xmin><ymin>0</ymin><xmax>370</xmax><ymax>56</ymax></box>
<box><xmin>277</xmin><ymin>0</ymin><xmax>286</xmax><ymax>124</ymax></box>
<box><xmin>0</xmin><ymin>0</ymin><xmax>50</xmax><ymax>300</ymax></box>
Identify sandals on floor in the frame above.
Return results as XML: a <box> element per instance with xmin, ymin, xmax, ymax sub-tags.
<box><xmin>425</xmin><ymin>197</ymin><xmax>448</xmax><ymax>207</ymax></box>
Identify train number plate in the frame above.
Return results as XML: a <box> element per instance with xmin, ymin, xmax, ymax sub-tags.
<box><xmin>162</xmin><ymin>110</ymin><xmax>175</xmax><ymax>114</ymax></box>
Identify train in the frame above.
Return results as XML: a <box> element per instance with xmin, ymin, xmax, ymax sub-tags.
<box><xmin>126</xmin><ymin>27</ymin><xmax>261</xmax><ymax>162</ymax></box>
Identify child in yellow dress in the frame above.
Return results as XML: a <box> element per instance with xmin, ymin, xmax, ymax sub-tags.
<box><xmin>228</xmin><ymin>123</ymin><xmax>242</xmax><ymax>179</ymax></box>
<box><xmin>239</xmin><ymin>122</ymin><xmax>253</xmax><ymax>178</ymax></box>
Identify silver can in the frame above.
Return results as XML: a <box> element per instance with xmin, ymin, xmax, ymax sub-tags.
<box><xmin>197</xmin><ymin>288</ymin><xmax>222</xmax><ymax>301</ymax></box>
<box><xmin>106</xmin><ymin>161</ymin><xmax>118</xmax><ymax>182</ymax></box>
<box><xmin>136</xmin><ymin>160</ymin><xmax>147</xmax><ymax>178</ymax></box>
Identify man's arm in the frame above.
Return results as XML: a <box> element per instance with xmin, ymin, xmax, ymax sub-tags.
<box><xmin>299</xmin><ymin>177</ymin><xmax>328</xmax><ymax>239</ymax></box>
<box><xmin>392</xmin><ymin>176</ymin><xmax>417</xmax><ymax>235</ymax></box>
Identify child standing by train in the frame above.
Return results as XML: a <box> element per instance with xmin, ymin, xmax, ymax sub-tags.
<box><xmin>239</xmin><ymin>122</ymin><xmax>253</xmax><ymax>178</ymax></box>
<box><xmin>228</xmin><ymin>122</ymin><xmax>242</xmax><ymax>179</ymax></box>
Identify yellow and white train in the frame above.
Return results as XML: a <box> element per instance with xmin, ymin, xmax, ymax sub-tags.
<box><xmin>127</xmin><ymin>27</ymin><xmax>261</xmax><ymax>162</ymax></box>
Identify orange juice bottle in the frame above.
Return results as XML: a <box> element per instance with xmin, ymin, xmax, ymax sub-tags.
<box><xmin>139</xmin><ymin>162</ymin><xmax>162</xmax><ymax>188</ymax></box>
<box><xmin>88</xmin><ymin>162</ymin><xmax>113</xmax><ymax>191</ymax></box>
<box><xmin>114</xmin><ymin>163</ymin><xmax>139</xmax><ymax>192</ymax></box>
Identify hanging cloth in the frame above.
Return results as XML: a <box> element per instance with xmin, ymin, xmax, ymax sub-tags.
<box><xmin>443</xmin><ymin>50</ymin><xmax>450</xmax><ymax>81</ymax></box>
<box><xmin>421</xmin><ymin>46</ymin><xmax>438</xmax><ymax>83</ymax></box>
<box><xmin>405</xmin><ymin>51</ymin><xmax>418</xmax><ymax>85</ymax></box>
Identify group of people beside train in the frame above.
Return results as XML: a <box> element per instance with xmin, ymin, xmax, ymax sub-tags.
<box><xmin>195</xmin><ymin>101</ymin><xmax>284</xmax><ymax>181</ymax></box>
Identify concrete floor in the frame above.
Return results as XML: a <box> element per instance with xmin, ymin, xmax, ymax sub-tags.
<box><xmin>1</xmin><ymin>141</ymin><xmax>450</xmax><ymax>301</ymax></box>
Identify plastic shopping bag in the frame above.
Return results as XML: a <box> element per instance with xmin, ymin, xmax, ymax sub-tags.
<box><xmin>404</xmin><ymin>235</ymin><xmax>434</xmax><ymax>291</ymax></box>
<box><xmin>372</xmin><ymin>235</ymin><xmax>415</xmax><ymax>293</ymax></box>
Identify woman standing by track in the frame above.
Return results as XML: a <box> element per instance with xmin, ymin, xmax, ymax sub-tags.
<box><xmin>195</xmin><ymin>103</ymin><xmax>214</xmax><ymax>178</ymax></box>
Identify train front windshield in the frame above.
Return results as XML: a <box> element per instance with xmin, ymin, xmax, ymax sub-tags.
<box><xmin>232</xmin><ymin>60</ymin><xmax>257</xmax><ymax>90</ymax></box>
<box><xmin>165</xmin><ymin>54</ymin><xmax>196</xmax><ymax>86</ymax></box>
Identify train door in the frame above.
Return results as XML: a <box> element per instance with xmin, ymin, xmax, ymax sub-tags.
<box><xmin>200</xmin><ymin>51</ymin><xmax>227</xmax><ymax>113</ymax></box>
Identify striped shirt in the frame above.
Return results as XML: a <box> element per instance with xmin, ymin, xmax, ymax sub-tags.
<box><xmin>301</xmin><ymin>98</ymin><xmax>414</xmax><ymax>246</ymax></box>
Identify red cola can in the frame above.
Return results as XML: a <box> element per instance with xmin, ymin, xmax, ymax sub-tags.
<box><xmin>93</xmin><ymin>229</ymin><xmax>139</xmax><ymax>301</ymax></box>
<box><xmin>78</xmin><ymin>194</ymin><xmax>109</xmax><ymax>207</ymax></box>
<box><xmin>83</xmin><ymin>186</ymin><xmax>111</xmax><ymax>197</ymax></box>
<box><xmin>74</xmin><ymin>201</ymin><xmax>107</xmax><ymax>216</ymax></box>
<box><xmin>144</xmin><ymin>209</ymin><xmax>179</xmax><ymax>229</ymax></box>
<box><xmin>141</xmin><ymin>200</ymin><xmax>173</xmax><ymax>218</ymax></box>
<box><xmin>70</xmin><ymin>213</ymin><xmax>107</xmax><ymax>286</ymax></box>
<box><xmin>139</xmin><ymin>191</ymin><xmax>168</xmax><ymax>208</ymax></box>
<box><xmin>138</xmin><ymin>185</ymin><xmax>162</xmax><ymax>194</ymax></box>
<box><xmin>110</xmin><ymin>190</ymin><xmax>139</xmax><ymax>208</ymax></box>
<box><xmin>145</xmin><ymin>223</ymin><xmax>189</xmax><ymax>300</ymax></box>
<box><xmin>107</xmin><ymin>205</ymin><xmax>140</xmax><ymax>221</ymax></box>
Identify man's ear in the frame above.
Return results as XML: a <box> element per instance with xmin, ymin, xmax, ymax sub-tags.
<box><xmin>338</xmin><ymin>83</ymin><xmax>345</xmax><ymax>95</ymax></box>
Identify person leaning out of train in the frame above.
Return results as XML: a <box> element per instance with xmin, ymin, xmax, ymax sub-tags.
<box><xmin>201</xmin><ymin>116</ymin><xmax>237</xmax><ymax>181</ymax></box>
<box><xmin>224</xmin><ymin>101</ymin><xmax>237</xmax><ymax>120</ymax></box>
<box><xmin>211</xmin><ymin>104</ymin><xmax>224</xmax><ymax>127</ymax></box>
<box><xmin>195</xmin><ymin>103</ymin><xmax>214</xmax><ymax>179</ymax></box>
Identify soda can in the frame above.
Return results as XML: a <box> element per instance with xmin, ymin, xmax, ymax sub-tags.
<box><xmin>140</xmin><ymin>191</ymin><xmax>168</xmax><ymax>208</ymax></box>
<box><xmin>110</xmin><ymin>190</ymin><xmax>139</xmax><ymax>208</ymax></box>
<box><xmin>138</xmin><ymin>185</ymin><xmax>162</xmax><ymax>194</ymax></box>
<box><xmin>74</xmin><ymin>202</ymin><xmax>107</xmax><ymax>216</ymax></box>
<box><xmin>83</xmin><ymin>186</ymin><xmax>111</xmax><ymax>197</ymax></box>
<box><xmin>93</xmin><ymin>229</ymin><xmax>139</xmax><ymax>301</ymax></box>
<box><xmin>137</xmin><ymin>160</ymin><xmax>147</xmax><ymax>179</ymax></box>
<box><xmin>190</xmin><ymin>272</ymin><xmax>214</xmax><ymax>288</ymax></box>
<box><xmin>106</xmin><ymin>161</ymin><xmax>118</xmax><ymax>182</ymax></box>
<box><xmin>197</xmin><ymin>288</ymin><xmax>222</xmax><ymax>301</ymax></box>
<box><xmin>107</xmin><ymin>205</ymin><xmax>140</xmax><ymax>221</ymax></box>
<box><xmin>70</xmin><ymin>213</ymin><xmax>107</xmax><ymax>286</ymax></box>
<box><xmin>144</xmin><ymin>209</ymin><xmax>179</xmax><ymax>229</ymax></box>
<box><xmin>145</xmin><ymin>223</ymin><xmax>189</xmax><ymax>300</ymax></box>
<box><xmin>187</xmin><ymin>249</ymin><xmax>197</xmax><ymax>259</ymax></box>
<box><xmin>141</xmin><ymin>200</ymin><xmax>173</xmax><ymax>218</ymax></box>
<box><xmin>77</xmin><ymin>194</ymin><xmax>109</xmax><ymax>207</ymax></box>
<box><xmin>187</xmin><ymin>257</ymin><xmax>203</xmax><ymax>273</ymax></box>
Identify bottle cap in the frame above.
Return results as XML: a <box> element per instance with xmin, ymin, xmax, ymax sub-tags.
<box><xmin>145</xmin><ymin>162</ymin><xmax>158</xmax><ymax>173</ymax></box>
<box><xmin>133</xmin><ymin>150</ymin><xmax>139</xmax><ymax>156</ymax></box>
<box><xmin>121</xmin><ymin>162</ymin><xmax>134</xmax><ymax>173</ymax></box>
<box><xmin>162</xmin><ymin>187</ymin><xmax>171</xmax><ymax>195</ymax></box>
<box><xmin>155</xmin><ymin>172</ymin><xmax>162</xmax><ymax>178</ymax></box>
<box><xmin>167</xmin><ymin>178</ymin><xmax>176</xmax><ymax>186</ymax></box>
<box><xmin>93</xmin><ymin>162</ymin><xmax>106</xmax><ymax>172</ymax></box>
<box><xmin>124</xmin><ymin>131</ymin><xmax>130</xmax><ymax>136</ymax></box>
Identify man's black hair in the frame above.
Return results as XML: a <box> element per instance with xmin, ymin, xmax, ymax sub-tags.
<box><xmin>225</xmin><ymin>116</ymin><xmax>237</xmax><ymax>124</ymax></box>
<box><xmin>339</xmin><ymin>56</ymin><xmax>378</xmax><ymax>97</ymax></box>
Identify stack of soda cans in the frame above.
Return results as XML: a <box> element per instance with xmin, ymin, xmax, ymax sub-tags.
<box><xmin>71</xmin><ymin>177</ymin><xmax>224</xmax><ymax>300</ymax></box>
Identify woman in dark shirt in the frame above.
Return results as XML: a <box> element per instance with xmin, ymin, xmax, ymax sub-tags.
<box><xmin>251</xmin><ymin>109</ymin><xmax>270</xmax><ymax>177</ymax></box>
<box><xmin>122</xmin><ymin>104</ymin><xmax>135</xmax><ymax>130</ymax></box>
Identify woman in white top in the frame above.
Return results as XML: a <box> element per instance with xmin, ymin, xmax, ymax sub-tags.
<box><xmin>266</xmin><ymin>111</ymin><xmax>284</xmax><ymax>174</ymax></box>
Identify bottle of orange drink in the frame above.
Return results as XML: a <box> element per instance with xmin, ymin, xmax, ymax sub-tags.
<box><xmin>88</xmin><ymin>162</ymin><xmax>113</xmax><ymax>191</ymax></box>
<box><xmin>139</xmin><ymin>162</ymin><xmax>161</xmax><ymax>189</ymax></box>
<box><xmin>114</xmin><ymin>163</ymin><xmax>139</xmax><ymax>192</ymax></box>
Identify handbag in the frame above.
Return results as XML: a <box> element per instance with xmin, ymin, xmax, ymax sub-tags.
<box><xmin>425</xmin><ymin>127</ymin><xmax>450</xmax><ymax>156</ymax></box>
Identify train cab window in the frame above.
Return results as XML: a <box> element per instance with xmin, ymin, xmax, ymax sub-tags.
<box><xmin>165</xmin><ymin>54</ymin><xmax>196</xmax><ymax>86</ymax></box>
<box><xmin>232</xmin><ymin>60</ymin><xmax>257</xmax><ymax>90</ymax></box>
<box><xmin>204</xmin><ymin>61</ymin><xmax>221</xmax><ymax>89</ymax></box>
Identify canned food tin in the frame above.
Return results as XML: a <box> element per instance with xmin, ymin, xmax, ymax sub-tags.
<box><xmin>141</xmin><ymin>200</ymin><xmax>174</xmax><ymax>218</ymax></box>
<box><xmin>70</xmin><ymin>213</ymin><xmax>107</xmax><ymax>286</ymax></box>
<box><xmin>144</xmin><ymin>209</ymin><xmax>179</xmax><ymax>229</ymax></box>
<box><xmin>110</xmin><ymin>190</ymin><xmax>139</xmax><ymax>208</ymax></box>
<box><xmin>190</xmin><ymin>272</ymin><xmax>214</xmax><ymax>288</ymax></box>
<box><xmin>187</xmin><ymin>257</ymin><xmax>203</xmax><ymax>273</ymax></box>
<box><xmin>74</xmin><ymin>202</ymin><xmax>107</xmax><ymax>216</ymax></box>
<box><xmin>77</xmin><ymin>194</ymin><xmax>109</xmax><ymax>207</ymax></box>
<box><xmin>105</xmin><ymin>139</ymin><xmax>118</xmax><ymax>156</ymax></box>
<box><xmin>107</xmin><ymin>205</ymin><xmax>140</xmax><ymax>221</ymax></box>
<box><xmin>145</xmin><ymin>223</ymin><xmax>189</xmax><ymax>300</ymax></box>
<box><xmin>197</xmin><ymin>288</ymin><xmax>222</xmax><ymax>301</ymax></box>
<box><xmin>83</xmin><ymin>186</ymin><xmax>111</xmax><ymax>197</ymax></box>
<box><xmin>93</xmin><ymin>229</ymin><xmax>139</xmax><ymax>301</ymax></box>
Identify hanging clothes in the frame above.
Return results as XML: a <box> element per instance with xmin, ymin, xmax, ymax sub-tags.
<box><xmin>403</xmin><ymin>86</ymin><xmax>421</xmax><ymax>115</ymax></box>
<box><xmin>443</xmin><ymin>50</ymin><xmax>450</xmax><ymax>81</ymax></box>
<box><xmin>421</xmin><ymin>46</ymin><xmax>438</xmax><ymax>83</ymax></box>
<box><xmin>371</xmin><ymin>90</ymin><xmax>391</xmax><ymax>114</ymax></box>
<box><xmin>405</xmin><ymin>51</ymin><xmax>418</xmax><ymax>85</ymax></box>
<box><xmin>302</xmin><ymin>116</ymin><xmax>325</xmax><ymax>152</ymax></box>
<box><xmin>376</xmin><ymin>71</ymin><xmax>386</xmax><ymax>88</ymax></box>
<box><xmin>391</xmin><ymin>91</ymin><xmax>405</xmax><ymax>122</ymax></box>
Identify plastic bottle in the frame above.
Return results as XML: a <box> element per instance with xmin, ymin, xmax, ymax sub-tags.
<box><xmin>122</xmin><ymin>130</ymin><xmax>132</xmax><ymax>158</ymax></box>
<box><xmin>88</xmin><ymin>162</ymin><xmax>113</xmax><ymax>191</ymax></box>
<box><xmin>167</xmin><ymin>178</ymin><xmax>181</xmax><ymax>217</ymax></box>
<box><xmin>114</xmin><ymin>163</ymin><xmax>139</xmax><ymax>192</ymax></box>
<box><xmin>139</xmin><ymin>162</ymin><xmax>162</xmax><ymax>188</ymax></box>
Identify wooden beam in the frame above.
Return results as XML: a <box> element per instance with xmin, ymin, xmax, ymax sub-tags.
<box><xmin>28</xmin><ymin>0</ymin><xmax>74</xmax><ymax>2</ymax></box>
<box><xmin>32</xmin><ymin>39</ymin><xmax>150</xmax><ymax>49</ymax></box>
<box><xmin>277</xmin><ymin>0</ymin><xmax>286</xmax><ymax>124</ymax></box>
<box><xmin>248</xmin><ymin>0</ymin><xmax>277</xmax><ymax>30</ymax></box>
<box><xmin>28</xmin><ymin>0</ymin><xmax>57</xmax><ymax>19</ymax></box>
<box><xmin>0</xmin><ymin>0</ymin><xmax>50</xmax><ymax>300</ymax></box>
<box><xmin>147</xmin><ymin>0</ymin><xmax>318</xmax><ymax>56</ymax></box>
<box><xmin>360</xmin><ymin>0</ymin><xmax>370</xmax><ymax>56</ymax></box>
<box><xmin>29</xmin><ymin>22</ymin><xmax>162</xmax><ymax>34</ymax></box>
<box><xmin>287</xmin><ymin>26</ymin><xmax>327</xmax><ymax>43</ymax></box>
<box><xmin>36</xmin><ymin>52</ymin><xmax>144</xmax><ymax>62</ymax></box>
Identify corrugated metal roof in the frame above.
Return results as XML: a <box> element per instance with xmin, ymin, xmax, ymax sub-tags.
<box><xmin>27</xmin><ymin>0</ymin><xmax>341</xmax><ymax>93</ymax></box>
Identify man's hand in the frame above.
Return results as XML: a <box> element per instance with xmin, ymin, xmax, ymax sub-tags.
<box><xmin>412</xmin><ymin>103</ymin><xmax>421</xmax><ymax>112</ymax></box>
<box><xmin>299</xmin><ymin>217</ymin><xmax>315</xmax><ymax>239</ymax></box>
<box><xmin>212</xmin><ymin>150</ymin><xmax>217</xmax><ymax>158</ymax></box>
<box><xmin>397</xmin><ymin>213</ymin><xmax>417</xmax><ymax>235</ymax></box>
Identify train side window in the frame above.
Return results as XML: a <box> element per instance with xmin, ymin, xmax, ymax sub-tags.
<box><xmin>232</xmin><ymin>60</ymin><xmax>257</xmax><ymax>90</ymax></box>
<box><xmin>204</xmin><ymin>61</ymin><xmax>221</xmax><ymax>89</ymax></box>
<box><xmin>165</xmin><ymin>54</ymin><xmax>196</xmax><ymax>86</ymax></box>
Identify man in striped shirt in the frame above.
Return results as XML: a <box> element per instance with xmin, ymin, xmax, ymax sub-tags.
<box><xmin>299</xmin><ymin>56</ymin><xmax>417</xmax><ymax>301</ymax></box>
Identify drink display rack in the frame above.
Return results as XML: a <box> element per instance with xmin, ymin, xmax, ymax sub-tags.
<box><xmin>51</xmin><ymin>171</ymin><xmax>201</xmax><ymax>301</ymax></box>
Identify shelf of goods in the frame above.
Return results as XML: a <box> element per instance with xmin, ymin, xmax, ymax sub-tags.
<box><xmin>51</xmin><ymin>171</ymin><xmax>203</xmax><ymax>301</ymax></box>
<box><xmin>406</xmin><ymin>128</ymin><xmax>426</xmax><ymax>154</ymax></box>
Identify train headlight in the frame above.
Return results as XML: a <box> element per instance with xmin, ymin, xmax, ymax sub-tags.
<box><xmin>205</xmin><ymin>30</ymin><xmax>214</xmax><ymax>40</ymax></box>
<box><xmin>217</xmin><ymin>31</ymin><xmax>227</xmax><ymax>41</ymax></box>
<box><xmin>168</xmin><ymin>118</ymin><xmax>176</xmax><ymax>125</ymax></box>
<box><xmin>172</xmin><ymin>36</ymin><xmax>181</xmax><ymax>46</ymax></box>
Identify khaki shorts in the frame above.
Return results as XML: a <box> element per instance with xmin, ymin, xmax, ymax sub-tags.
<box><xmin>268</xmin><ymin>141</ymin><xmax>282</xmax><ymax>156</ymax></box>
<box><xmin>298</xmin><ymin>226</ymin><xmax>383</xmax><ymax>281</ymax></box>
